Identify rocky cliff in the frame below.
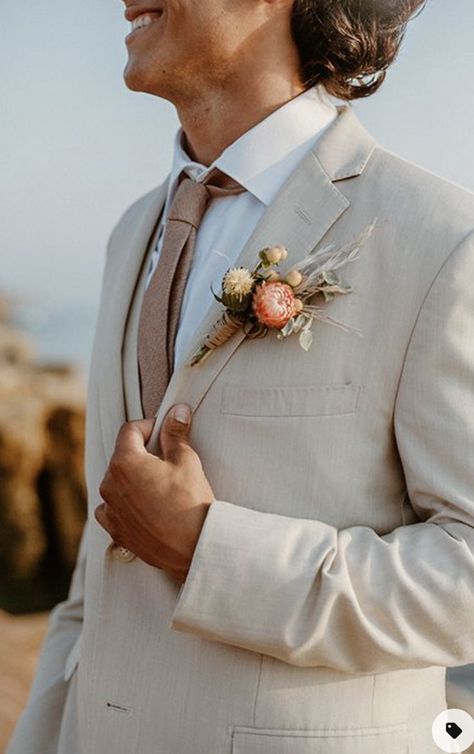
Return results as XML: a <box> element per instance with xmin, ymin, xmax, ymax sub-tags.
<box><xmin>0</xmin><ymin>295</ymin><xmax>87</xmax><ymax>613</ymax></box>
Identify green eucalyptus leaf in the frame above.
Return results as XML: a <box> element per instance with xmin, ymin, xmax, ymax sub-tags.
<box><xmin>294</xmin><ymin>314</ymin><xmax>307</xmax><ymax>329</ymax></box>
<box><xmin>281</xmin><ymin>318</ymin><xmax>295</xmax><ymax>337</ymax></box>
<box><xmin>322</xmin><ymin>270</ymin><xmax>339</xmax><ymax>285</ymax></box>
<box><xmin>336</xmin><ymin>283</ymin><xmax>353</xmax><ymax>294</ymax></box>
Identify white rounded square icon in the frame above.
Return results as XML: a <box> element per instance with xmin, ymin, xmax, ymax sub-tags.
<box><xmin>432</xmin><ymin>709</ymin><xmax>474</xmax><ymax>752</ymax></box>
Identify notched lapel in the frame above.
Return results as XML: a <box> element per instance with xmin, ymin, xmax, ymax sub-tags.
<box><xmin>146</xmin><ymin>105</ymin><xmax>376</xmax><ymax>455</ymax></box>
<box><xmin>97</xmin><ymin>181</ymin><xmax>169</xmax><ymax>458</ymax></box>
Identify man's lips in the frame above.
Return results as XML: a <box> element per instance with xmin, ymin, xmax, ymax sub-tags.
<box><xmin>124</xmin><ymin>7</ymin><xmax>164</xmax><ymax>40</ymax></box>
<box><xmin>124</xmin><ymin>5</ymin><xmax>163</xmax><ymax>22</ymax></box>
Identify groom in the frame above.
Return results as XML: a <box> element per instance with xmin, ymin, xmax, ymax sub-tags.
<box><xmin>8</xmin><ymin>1</ymin><xmax>474</xmax><ymax>753</ymax></box>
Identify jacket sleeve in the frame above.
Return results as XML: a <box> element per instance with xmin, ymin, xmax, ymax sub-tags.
<box><xmin>169</xmin><ymin>230</ymin><xmax>474</xmax><ymax>674</ymax></box>
<box><xmin>6</xmin><ymin>522</ymin><xmax>87</xmax><ymax>754</ymax></box>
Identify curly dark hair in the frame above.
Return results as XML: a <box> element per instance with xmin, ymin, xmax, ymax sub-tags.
<box><xmin>291</xmin><ymin>0</ymin><xmax>427</xmax><ymax>100</ymax></box>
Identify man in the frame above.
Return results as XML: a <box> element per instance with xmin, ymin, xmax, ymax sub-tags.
<box><xmin>8</xmin><ymin>1</ymin><xmax>474</xmax><ymax>753</ymax></box>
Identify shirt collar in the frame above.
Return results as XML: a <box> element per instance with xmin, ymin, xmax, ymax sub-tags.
<box><xmin>169</xmin><ymin>85</ymin><xmax>338</xmax><ymax>207</ymax></box>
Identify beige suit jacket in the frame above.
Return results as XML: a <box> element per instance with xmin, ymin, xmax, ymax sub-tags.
<box><xmin>7</xmin><ymin>104</ymin><xmax>474</xmax><ymax>754</ymax></box>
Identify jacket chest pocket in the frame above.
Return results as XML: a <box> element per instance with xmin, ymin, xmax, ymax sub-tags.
<box><xmin>220</xmin><ymin>383</ymin><xmax>362</xmax><ymax>417</ymax></box>
<box><xmin>231</xmin><ymin>723</ymin><xmax>408</xmax><ymax>754</ymax></box>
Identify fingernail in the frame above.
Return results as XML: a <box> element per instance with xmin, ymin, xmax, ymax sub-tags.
<box><xmin>174</xmin><ymin>404</ymin><xmax>191</xmax><ymax>424</ymax></box>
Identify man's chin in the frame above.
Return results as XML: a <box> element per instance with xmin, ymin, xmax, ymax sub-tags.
<box><xmin>122</xmin><ymin>64</ymin><xmax>177</xmax><ymax>102</ymax></box>
<box><xmin>122</xmin><ymin>61</ymin><xmax>168</xmax><ymax>97</ymax></box>
<box><xmin>123</xmin><ymin>62</ymin><xmax>147</xmax><ymax>93</ymax></box>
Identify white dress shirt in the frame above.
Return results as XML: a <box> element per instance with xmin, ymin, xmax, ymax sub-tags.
<box><xmin>146</xmin><ymin>84</ymin><xmax>338</xmax><ymax>371</ymax></box>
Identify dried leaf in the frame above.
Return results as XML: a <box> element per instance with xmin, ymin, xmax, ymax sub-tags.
<box><xmin>280</xmin><ymin>318</ymin><xmax>295</xmax><ymax>337</ymax></box>
<box><xmin>293</xmin><ymin>314</ymin><xmax>307</xmax><ymax>331</ymax></box>
<box><xmin>299</xmin><ymin>329</ymin><xmax>313</xmax><ymax>351</ymax></box>
<box><xmin>322</xmin><ymin>283</ymin><xmax>352</xmax><ymax>297</ymax></box>
<box><xmin>322</xmin><ymin>270</ymin><xmax>339</xmax><ymax>285</ymax></box>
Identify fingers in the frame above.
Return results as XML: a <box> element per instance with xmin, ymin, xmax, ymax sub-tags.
<box><xmin>95</xmin><ymin>501</ymin><xmax>110</xmax><ymax>531</ymax></box>
<box><xmin>114</xmin><ymin>418</ymin><xmax>156</xmax><ymax>456</ymax></box>
<box><xmin>95</xmin><ymin>502</ymin><xmax>120</xmax><ymax>541</ymax></box>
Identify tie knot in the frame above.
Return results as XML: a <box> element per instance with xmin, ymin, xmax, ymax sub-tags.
<box><xmin>167</xmin><ymin>168</ymin><xmax>245</xmax><ymax>229</ymax></box>
<box><xmin>203</xmin><ymin>167</ymin><xmax>245</xmax><ymax>198</ymax></box>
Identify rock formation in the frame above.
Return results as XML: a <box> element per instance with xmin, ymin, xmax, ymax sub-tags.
<box><xmin>0</xmin><ymin>294</ymin><xmax>87</xmax><ymax>613</ymax></box>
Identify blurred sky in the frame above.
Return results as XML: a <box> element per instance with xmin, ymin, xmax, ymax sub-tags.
<box><xmin>1</xmin><ymin>0</ymin><xmax>473</xmax><ymax>370</ymax></box>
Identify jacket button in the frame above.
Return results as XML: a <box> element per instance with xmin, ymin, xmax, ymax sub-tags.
<box><xmin>112</xmin><ymin>545</ymin><xmax>136</xmax><ymax>563</ymax></box>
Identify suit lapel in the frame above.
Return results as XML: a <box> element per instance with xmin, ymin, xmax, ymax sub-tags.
<box><xmin>122</xmin><ymin>218</ymin><xmax>164</xmax><ymax>423</ymax></box>
<box><xmin>98</xmin><ymin>181</ymin><xmax>169</xmax><ymax>458</ymax></box>
<box><xmin>146</xmin><ymin>104</ymin><xmax>376</xmax><ymax>454</ymax></box>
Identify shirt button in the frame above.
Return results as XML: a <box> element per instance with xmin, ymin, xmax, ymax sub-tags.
<box><xmin>111</xmin><ymin>545</ymin><xmax>136</xmax><ymax>563</ymax></box>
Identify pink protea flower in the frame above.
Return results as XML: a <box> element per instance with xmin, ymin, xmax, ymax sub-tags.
<box><xmin>252</xmin><ymin>281</ymin><xmax>297</xmax><ymax>329</ymax></box>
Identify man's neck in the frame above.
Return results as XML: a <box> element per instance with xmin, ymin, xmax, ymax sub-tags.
<box><xmin>176</xmin><ymin>75</ymin><xmax>306</xmax><ymax>167</ymax></box>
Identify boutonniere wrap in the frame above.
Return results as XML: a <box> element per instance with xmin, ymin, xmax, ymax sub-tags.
<box><xmin>186</xmin><ymin>221</ymin><xmax>376</xmax><ymax>367</ymax></box>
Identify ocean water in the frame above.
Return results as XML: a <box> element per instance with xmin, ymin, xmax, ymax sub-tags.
<box><xmin>20</xmin><ymin>303</ymin><xmax>99</xmax><ymax>381</ymax></box>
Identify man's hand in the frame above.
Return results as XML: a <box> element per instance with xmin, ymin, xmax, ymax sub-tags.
<box><xmin>95</xmin><ymin>404</ymin><xmax>215</xmax><ymax>585</ymax></box>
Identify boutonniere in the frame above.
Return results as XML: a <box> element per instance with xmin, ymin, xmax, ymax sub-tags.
<box><xmin>186</xmin><ymin>221</ymin><xmax>376</xmax><ymax>367</ymax></box>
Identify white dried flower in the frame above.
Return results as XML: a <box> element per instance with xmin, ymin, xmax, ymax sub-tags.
<box><xmin>222</xmin><ymin>267</ymin><xmax>254</xmax><ymax>297</ymax></box>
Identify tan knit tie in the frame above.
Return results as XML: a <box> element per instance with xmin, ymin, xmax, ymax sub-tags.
<box><xmin>137</xmin><ymin>167</ymin><xmax>245</xmax><ymax>419</ymax></box>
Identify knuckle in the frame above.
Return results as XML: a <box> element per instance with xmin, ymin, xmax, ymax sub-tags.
<box><xmin>97</xmin><ymin>506</ymin><xmax>117</xmax><ymax>538</ymax></box>
<box><xmin>98</xmin><ymin>479</ymin><xmax>109</xmax><ymax>500</ymax></box>
<box><xmin>94</xmin><ymin>504</ymin><xmax>106</xmax><ymax>526</ymax></box>
<box><xmin>109</xmin><ymin>452</ymin><xmax>128</xmax><ymax>476</ymax></box>
<box><xmin>115</xmin><ymin>422</ymin><xmax>134</xmax><ymax>447</ymax></box>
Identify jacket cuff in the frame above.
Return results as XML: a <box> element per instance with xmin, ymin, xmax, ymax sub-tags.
<box><xmin>169</xmin><ymin>498</ymin><xmax>330</xmax><ymax>656</ymax></box>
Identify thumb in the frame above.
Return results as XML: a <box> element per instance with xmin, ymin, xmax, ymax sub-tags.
<box><xmin>159</xmin><ymin>404</ymin><xmax>193</xmax><ymax>462</ymax></box>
